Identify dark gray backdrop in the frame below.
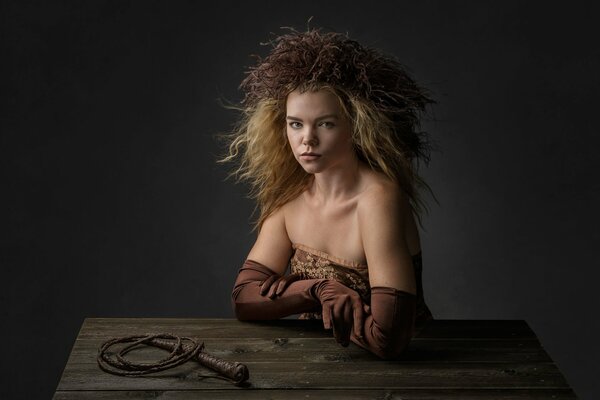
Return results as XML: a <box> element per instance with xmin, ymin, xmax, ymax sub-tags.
<box><xmin>2</xmin><ymin>1</ymin><xmax>598</xmax><ymax>399</ymax></box>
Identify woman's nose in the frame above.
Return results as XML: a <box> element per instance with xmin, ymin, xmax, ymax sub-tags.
<box><xmin>302</xmin><ymin>127</ymin><xmax>318</xmax><ymax>146</ymax></box>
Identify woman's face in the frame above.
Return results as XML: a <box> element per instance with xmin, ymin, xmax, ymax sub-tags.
<box><xmin>286</xmin><ymin>89</ymin><xmax>355</xmax><ymax>174</ymax></box>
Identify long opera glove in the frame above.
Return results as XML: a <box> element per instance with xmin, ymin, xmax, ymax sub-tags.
<box><xmin>232</xmin><ymin>260</ymin><xmax>416</xmax><ymax>359</ymax></box>
<box><xmin>350</xmin><ymin>287</ymin><xmax>417</xmax><ymax>360</ymax></box>
<box><xmin>231</xmin><ymin>259</ymin><xmax>324</xmax><ymax>320</ymax></box>
<box><xmin>232</xmin><ymin>259</ymin><xmax>367</xmax><ymax>341</ymax></box>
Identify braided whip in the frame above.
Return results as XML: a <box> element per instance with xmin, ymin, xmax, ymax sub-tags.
<box><xmin>97</xmin><ymin>333</ymin><xmax>249</xmax><ymax>385</ymax></box>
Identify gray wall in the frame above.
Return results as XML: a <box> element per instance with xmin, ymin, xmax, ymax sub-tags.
<box><xmin>2</xmin><ymin>1</ymin><xmax>598</xmax><ymax>398</ymax></box>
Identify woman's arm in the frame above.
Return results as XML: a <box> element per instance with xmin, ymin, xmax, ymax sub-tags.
<box><xmin>233</xmin><ymin>185</ymin><xmax>417</xmax><ymax>359</ymax></box>
<box><xmin>231</xmin><ymin>207</ymin><xmax>323</xmax><ymax>320</ymax></box>
<box><xmin>353</xmin><ymin>183</ymin><xmax>418</xmax><ymax>359</ymax></box>
<box><xmin>360</xmin><ymin>184</ymin><xmax>417</xmax><ymax>294</ymax></box>
<box><xmin>232</xmin><ymin>259</ymin><xmax>324</xmax><ymax>320</ymax></box>
<box><xmin>245</xmin><ymin>206</ymin><xmax>293</xmax><ymax>276</ymax></box>
<box><xmin>231</xmin><ymin>207</ymin><xmax>367</xmax><ymax>332</ymax></box>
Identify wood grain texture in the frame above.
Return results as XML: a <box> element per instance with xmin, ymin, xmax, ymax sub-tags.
<box><xmin>53</xmin><ymin>318</ymin><xmax>575</xmax><ymax>399</ymax></box>
<box><xmin>77</xmin><ymin>318</ymin><xmax>537</xmax><ymax>339</ymax></box>
<box><xmin>68</xmin><ymin>337</ymin><xmax>552</xmax><ymax>363</ymax></box>
<box><xmin>54</xmin><ymin>389</ymin><xmax>577</xmax><ymax>399</ymax></box>
<box><xmin>56</xmin><ymin>361</ymin><xmax>570</xmax><ymax>390</ymax></box>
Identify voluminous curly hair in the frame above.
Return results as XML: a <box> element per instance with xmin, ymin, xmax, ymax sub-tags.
<box><xmin>219</xmin><ymin>27</ymin><xmax>435</xmax><ymax>230</ymax></box>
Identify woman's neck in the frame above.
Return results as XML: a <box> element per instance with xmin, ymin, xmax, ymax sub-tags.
<box><xmin>309</xmin><ymin>157</ymin><xmax>365</xmax><ymax>204</ymax></box>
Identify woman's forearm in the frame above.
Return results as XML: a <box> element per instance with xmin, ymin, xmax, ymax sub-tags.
<box><xmin>232</xmin><ymin>261</ymin><xmax>416</xmax><ymax>359</ymax></box>
<box><xmin>231</xmin><ymin>259</ymin><xmax>324</xmax><ymax>320</ymax></box>
<box><xmin>351</xmin><ymin>287</ymin><xmax>416</xmax><ymax>359</ymax></box>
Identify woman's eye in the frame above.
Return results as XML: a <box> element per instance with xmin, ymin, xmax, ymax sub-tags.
<box><xmin>289</xmin><ymin>122</ymin><xmax>302</xmax><ymax>129</ymax></box>
<box><xmin>319</xmin><ymin>121</ymin><xmax>334</xmax><ymax>128</ymax></box>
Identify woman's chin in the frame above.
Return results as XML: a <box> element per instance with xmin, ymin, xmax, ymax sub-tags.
<box><xmin>300</xmin><ymin>164</ymin><xmax>323</xmax><ymax>174</ymax></box>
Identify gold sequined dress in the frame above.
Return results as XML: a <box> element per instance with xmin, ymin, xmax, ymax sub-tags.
<box><xmin>289</xmin><ymin>243</ymin><xmax>433</xmax><ymax>333</ymax></box>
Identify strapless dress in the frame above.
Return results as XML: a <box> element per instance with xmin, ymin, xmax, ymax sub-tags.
<box><xmin>289</xmin><ymin>243</ymin><xmax>434</xmax><ymax>332</ymax></box>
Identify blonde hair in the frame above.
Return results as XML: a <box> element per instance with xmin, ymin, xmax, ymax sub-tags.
<box><xmin>218</xmin><ymin>84</ymin><xmax>434</xmax><ymax>230</ymax></box>
<box><xmin>218</xmin><ymin>97</ymin><xmax>310</xmax><ymax>230</ymax></box>
<box><xmin>350</xmin><ymin>95</ymin><xmax>434</xmax><ymax>222</ymax></box>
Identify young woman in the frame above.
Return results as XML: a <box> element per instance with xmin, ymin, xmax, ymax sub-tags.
<box><xmin>221</xmin><ymin>28</ymin><xmax>434</xmax><ymax>359</ymax></box>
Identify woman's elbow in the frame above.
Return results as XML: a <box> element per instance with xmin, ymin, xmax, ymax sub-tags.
<box><xmin>374</xmin><ymin>336</ymin><xmax>412</xmax><ymax>360</ymax></box>
<box><xmin>232</xmin><ymin>302</ymin><xmax>253</xmax><ymax>321</ymax></box>
<box><xmin>231</xmin><ymin>291</ymin><xmax>251</xmax><ymax>321</ymax></box>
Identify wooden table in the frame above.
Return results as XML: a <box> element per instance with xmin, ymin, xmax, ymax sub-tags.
<box><xmin>54</xmin><ymin>318</ymin><xmax>576</xmax><ymax>399</ymax></box>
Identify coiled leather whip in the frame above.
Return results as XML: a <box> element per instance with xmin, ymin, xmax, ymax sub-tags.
<box><xmin>97</xmin><ymin>333</ymin><xmax>249</xmax><ymax>385</ymax></box>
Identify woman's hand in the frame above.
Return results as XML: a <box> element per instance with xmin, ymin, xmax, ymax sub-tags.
<box><xmin>259</xmin><ymin>273</ymin><xmax>302</xmax><ymax>299</ymax></box>
<box><xmin>314</xmin><ymin>280</ymin><xmax>366</xmax><ymax>347</ymax></box>
<box><xmin>259</xmin><ymin>274</ymin><xmax>370</xmax><ymax>348</ymax></box>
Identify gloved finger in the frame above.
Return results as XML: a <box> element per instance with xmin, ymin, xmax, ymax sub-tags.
<box><xmin>340</xmin><ymin>301</ymin><xmax>353</xmax><ymax>347</ymax></box>
<box><xmin>353</xmin><ymin>298</ymin><xmax>364</xmax><ymax>339</ymax></box>
<box><xmin>266</xmin><ymin>274</ymin><xmax>302</xmax><ymax>298</ymax></box>
<box><xmin>260</xmin><ymin>275</ymin><xmax>279</xmax><ymax>296</ymax></box>
<box><xmin>322</xmin><ymin>304</ymin><xmax>333</xmax><ymax>330</ymax></box>
<box><xmin>332</xmin><ymin>300</ymin><xmax>349</xmax><ymax>346</ymax></box>
<box><xmin>267</xmin><ymin>277</ymin><xmax>284</xmax><ymax>299</ymax></box>
<box><xmin>275</xmin><ymin>273</ymin><xmax>301</xmax><ymax>296</ymax></box>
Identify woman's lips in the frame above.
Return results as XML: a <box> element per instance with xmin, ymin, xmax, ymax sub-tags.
<box><xmin>300</xmin><ymin>153</ymin><xmax>321</xmax><ymax>161</ymax></box>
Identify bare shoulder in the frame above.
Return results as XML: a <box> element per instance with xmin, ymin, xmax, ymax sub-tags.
<box><xmin>263</xmin><ymin>205</ymin><xmax>287</xmax><ymax>229</ymax></box>
<box><xmin>356</xmin><ymin>171</ymin><xmax>408</xmax><ymax>249</ymax></box>
<box><xmin>356</xmin><ymin>172</ymin><xmax>416</xmax><ymax>293</ymax></box>
<box><xmin>246</xmin><ymin>206</ymin><xmax>293</xmax><ymax>275</ymax></box>
<box><xmin>357</xmin><ymin>171</ymin><xmax>406</xmax><ymax>217</ymax></box>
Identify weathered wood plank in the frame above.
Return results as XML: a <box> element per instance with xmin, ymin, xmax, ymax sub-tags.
<box><xmin>78</xmin><ymin>318</ymin><xmax>329</xmax><ymax>339</ymax></box>
<box><xmin>56</xmin><ymin>361</ymin><xmax>569</xmax><ymax>391</ymax></box>
<box><xmin>68</xmin><ymin>337</ymin><xmax>552</xmax><ymax>363</ymax></box>
<box><xmin>53</xmin><ymin>388</ymin><xmax>577</xmax><ymax>400</ymax></box>
<box><xmin>56</xmin><ymin>319</ymin><xmax>574</xmax><ymax>399</ymax></box>
<box><xmin>79</xmin><ymin>318</ymin><xmax>536</xmax><ymax>340</ymax></box>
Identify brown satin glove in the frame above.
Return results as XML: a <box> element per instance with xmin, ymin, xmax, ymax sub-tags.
<box><xmin>351</xmin><ymin>286</ymin><xmax>416</xmax><ymax>359</ymax></box>
<box><xmin>232</xmin><ymin>260</ymin><xmax>366</xmax><ymax>346</ymax></box>
<box><xmin>312</xmin><ymin>279</ymin><xmax>366</xmax><ymax>347</ymax></box>
<box><xmin>233</xmin><ymin>260</ymin><xmax>415</xmax><ymax>359</ymax></box>
<box><xmin>231</xmin><ymin>259</ymin><xmax>324</xmax><ymax>320</ymax></box>
<box><xmin>259</xmin><ymin>273</ymin><xmax>303</xmax><ymax>299</ymax></box>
